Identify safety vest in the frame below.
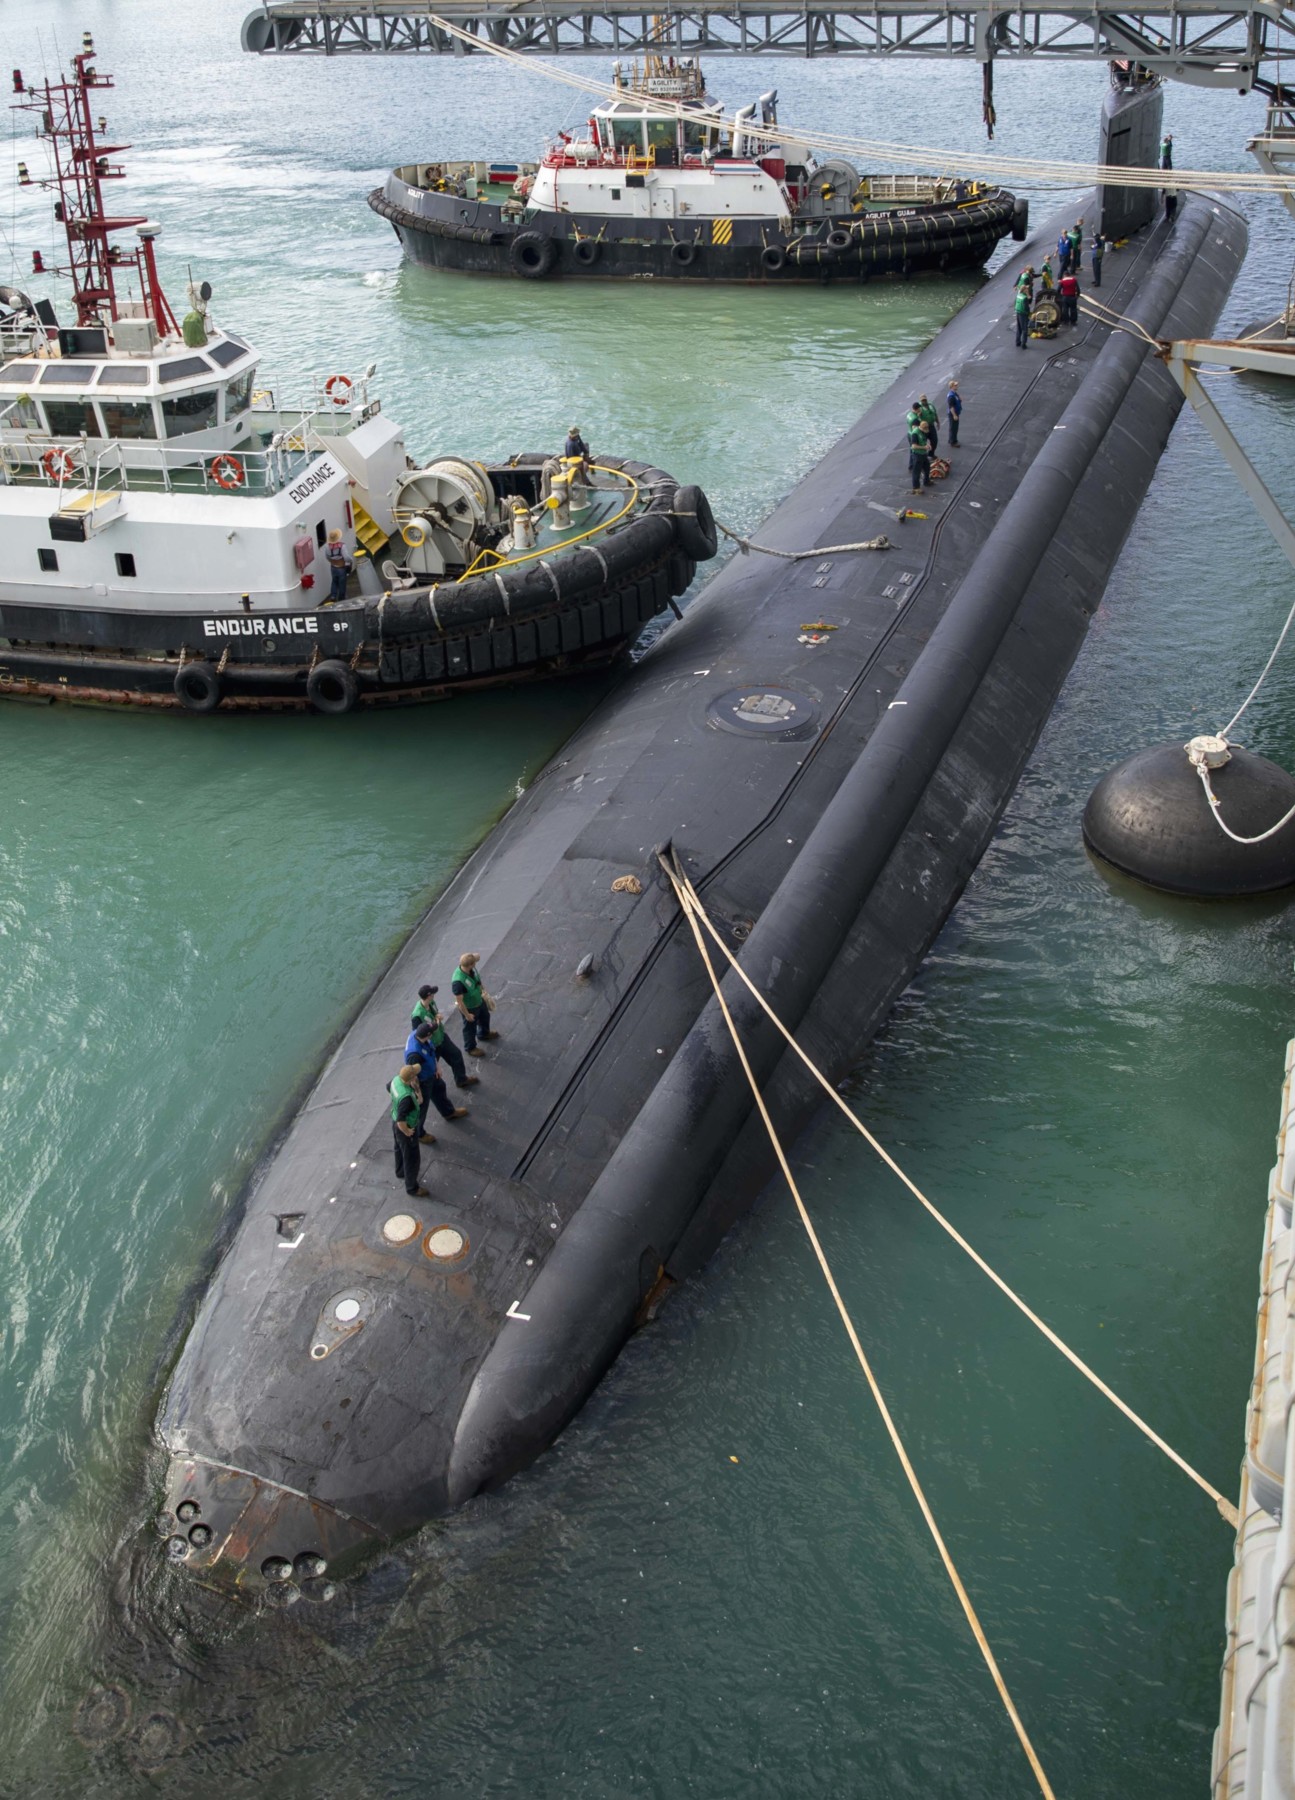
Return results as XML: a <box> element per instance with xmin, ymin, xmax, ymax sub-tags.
<box><xmin>905</xmin><ymin>408</ymin><xmax>921</xmax><ymax>432</ymax></box>
<box><xmin>455</xmin><ymin>965</ymin><xmax>484</xmax><ymax>1010</ymax></box>
<box><xmin>908</xmin><ymin>426</ymin><xmax>929</xmax><ymax>453</ymax></box>
<box><xmin>390</xmin><ymin>1074</ymin><xmax>417</xmax><ymax>1124</ymax></box>
<box><xmin>918</xmin><ymin>402</ymin><xmax>937</xmax><ymax>427</ymax></box>
<box><xmin>1014</xmin><ymin>289</ymin><xmax>1030</xmax><ymax>313</ymax></box>
<box><xmin>412</xmin><ymin>999</ymin><xmax>445</xmax><ymax>1044</ymax></box>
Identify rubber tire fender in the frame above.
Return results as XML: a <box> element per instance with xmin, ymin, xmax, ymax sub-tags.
<box><xmin>1011</xmin><ymin>197</ymin><xmax>1029</xmax><ymax>242</ymax></box>
<box><xmin>671</xmin><ymin>241</ymin><xmax>697</xmax><ymax>267</ymax></box>
<box><xmin>510</xmin><ymin>231</ymin><xmax>556</xmax><ymax>278</ymax></box>
<box><xmin>825</xmin><ymin>226</ymin><xmax>852</xmax><ymax>252</ymax></box>
<box><xmin>760</xmin><ymin>244</ymin><xmax>786</xmax><ymax>272</ymax></box>
<box><xmin>572</xmin><ymin>238</ymin><xmax>600</xmax><ymax>267</ymax></box>
<box><xmin>307</xmin><ymin>659</ymin><xmax>360</xmax><ymax>715</ymax></box>
<box><xmin>174</xmin><ymin>661</ymin><xmax>221</xmax><ymax>714</ymax></box>
<box><xmin>673</xmin><ymin>484</ymin><xmax>719</xmax><ymax>562</ymax></box>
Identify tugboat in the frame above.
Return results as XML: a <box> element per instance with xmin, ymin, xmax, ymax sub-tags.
<box><xmin>0</xmin><ymin>43</ymin><xmax>716</xmax><ymax>715</ymax></box>
<box><xmin>371</xmin><ymin>58</ymin><xmax>1027</xmax><ymax>285</ymax></box>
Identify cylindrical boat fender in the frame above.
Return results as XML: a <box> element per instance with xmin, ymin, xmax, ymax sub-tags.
<box><xmin>761</xmin><ymin>244</ymin><xmax>786</xmax><ymax>272</ymax></box>
<box><xmin>672</xmin><ymin>485</ymin><xmax>718</xmax><ymax>561</ymax></box>
<box><xmin>1012</xmin><ymin>197</ymin><xmax>1030</xmax><ymax>242</ymax></box>
<box><xmin>173</xmin><ymin>661</ymin><xmax>221</xmax><ymax>714</ymax></box>
<box><xmin>306</xmin><ymin>659</ymin><xmax>360</xmax><ymax>715</ymax></box>
<box><xmin>573</xmin><ymin>238</ymin><xmax>600</xmax><ymax>267</ymax></box>
<box><xmin>671</xmin><ymin>241</ymin><xmax>697</xmax><ymax>268</ymax></box>
<box><xmin>510</xmin><ymin>232</ymin><xmax>556</xmax><ymax>278</ymax></box>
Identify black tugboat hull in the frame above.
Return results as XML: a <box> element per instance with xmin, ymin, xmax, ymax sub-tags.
<box><xmin>370</xmin><ymin>179</ymin><xmax>1022</xmax><ymax>283</ymax></box>
<box><xmin>0</xmin><ymin>456</ymin><xmax>702</xmax><ymax>712</ymax></box>
<box><xmin>156</xmin><ymin>196</ymin><xmax>1245</xmax><ymax>1593</ymax></box>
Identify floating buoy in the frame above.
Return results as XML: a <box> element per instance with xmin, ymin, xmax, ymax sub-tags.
<box><xmin>1082</xmin><ymin>736</ymin><xmax>1295</xmax><ymax>896</ymax></box>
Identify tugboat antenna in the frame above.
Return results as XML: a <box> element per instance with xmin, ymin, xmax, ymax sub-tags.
<box><xmin>11</xmin><ymin>39</ymin><xmax>178</xmax><ymax>336</ymax></box>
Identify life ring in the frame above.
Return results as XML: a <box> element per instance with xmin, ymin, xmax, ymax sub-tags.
<box><xmin>760</xmin><ymin>245</ymin><xmax>786</xmax><ymax>272</ymax></box>
<box><xmin>672</xmin><ymin>484</ymin><xmax>718</xmax><ymax>562</ymax></box>
<box><xmin>825</xmin><ymin>227</ymin><xmax>853</xmax><ymax>252</ymax></box>
<box><xmin>210</xmin><ymin>453</ymin><xmax>245</xmax><ymax>492</ymax></box>
<box><xmin>572</xmin><ymin>237</ymin><xmax>600</xmax><ymax>267</ymax></box>
<box><xmin>43</xmin><ymin>447</ymin><xmax>77</xmax><ymax>482</ymax></box>
<box><xmin>173</xmin><ymin>661</ymin><xmax>221</xmax><ymax>714</ymax></box>
<box><xmin>510</xmin><ymin>232</ymin><xmax>556</xmax><ymax>278</ymax></box>
<box><xmin>307</xmin><ymin>659</ymin><xmax>360</xmax><ymax>715</ymax></box>
<box><xmin>324</xmin><ymin>373</ymin><xmax>353</xmax><ymax>406</ymax></box>
<box><xmin>671</xmin><ymin>241</ymin><xmax>697</xmax><ymax>267</ymax></box>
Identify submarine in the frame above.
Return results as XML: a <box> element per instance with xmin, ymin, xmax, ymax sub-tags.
<box><xmin>155</xmin><ymin>122</ymin><xmax>1247</xmax><ymax>1596</ymax></box>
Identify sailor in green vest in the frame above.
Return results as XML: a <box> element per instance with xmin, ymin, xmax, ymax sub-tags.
<box><xmin>904</xmin><ymin>397</ymin><xmax>923</xmax><ymax>440</ymax></box>
<box><xmin>907</xmin><ymin>420</ymin><xmax>931</xmax><ymax>494</ymax></box>
<box><xmin>452</xmin><ymin>952</ymin><xmax>497</xmax><ymax>1055</ymax></box>
<box><xmin>390</xmin><ymin>1061</ymin><xmax>429</xmax><ymax>1197</ymax></box>
<box><xmin>917</xmin><ymin>393</ymin><xmax>939</xmax><ymax>453</ymax></box>
<box><xmin>413</xmin><ymin>983</ymin><xmax>478</xmax><ymax>1089</ymax></box>
<box><xmin>1013</xmin><ymin>281</ymin><xmax>1032</xmax><ymax>349</ymax></box>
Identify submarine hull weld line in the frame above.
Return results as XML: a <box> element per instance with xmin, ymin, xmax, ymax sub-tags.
<box><xmin>155</xmin><ymin>194</ymin><xmax>1247</xmax><ymax>1587</ymax></box>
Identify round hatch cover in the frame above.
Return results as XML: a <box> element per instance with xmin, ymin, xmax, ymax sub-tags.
<box><xmin>382</xmin><ymin>1213</ymin><xmax>420</xmax><ymax>1244</ymax></box>
<box><xmin>334</xmin><ymin>1297</ymin><xmax>361</xmax><ymax>1323</ymax></box>
<box><xmin>707</xmin><ymin>686</ymin><xmax>819</xmax><ymax>741</ymax></box>
<box><xmin>423</xmin><ymin>1225</ymin><xmax>467</xmax><ymax>1261</ymax></box>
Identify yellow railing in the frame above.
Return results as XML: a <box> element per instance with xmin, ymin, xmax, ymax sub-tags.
<box><xmin>456</xmin><ymin>463</ymin><xmax>642</xmax><ymax>583</ymax></box>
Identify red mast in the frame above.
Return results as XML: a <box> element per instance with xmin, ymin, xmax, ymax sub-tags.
<box><xmin>12</xmin><ymin>34</ymin><xmax>178</xmax><ymax>337</ymax></box>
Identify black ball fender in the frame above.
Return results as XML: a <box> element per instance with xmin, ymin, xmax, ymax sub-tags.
<box><xmin>673</xmin><ymin>485</ymin><xmax>719</xmax><ymax>562</ymax></box>
<box><xmin>307</xmin><ymin>659</ymin><xmax>360</xmax><ymax>715</ymax></box>
<box><xmin>173</xmin><ymin>660</ymin><xmax>221</xmax><ymax>714</ymax></box>
<box><xmin>510</xmin><ymin>232</ymin><xmax>556</xmax><ymax>278</ymax></box>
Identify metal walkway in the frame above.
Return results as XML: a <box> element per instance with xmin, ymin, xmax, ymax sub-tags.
<box><xmin>241</xmin><ymin>0</ymin><xmax>1295</xmax><ymax>86</ymax></box>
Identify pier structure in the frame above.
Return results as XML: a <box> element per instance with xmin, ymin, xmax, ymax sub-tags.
<box><xmin>241</xmin><ymin>0</ymin><xmax>1295</xmax><ymax>87</ymax></box>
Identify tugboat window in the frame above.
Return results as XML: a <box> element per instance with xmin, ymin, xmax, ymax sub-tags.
<box><xmin>95</xmin><ymin>364</ymin><xmax>150</xmax><ymax>386</ymax></box>
<box><xmin>38</xmin><ymin>548</ymin><xmax>58</xmax><ymax>572</ymax></box>
<box><xmin>42</xmin><ymin>399</ymin><xmax>102</xmax><ymax>437</ymax></box>
<box><xmin>158</xmin><ymin>355</ymin><xmax>212</xmax><ymax>384</ymax></box>
<box><xmin>99</xmin><ymin>398</ymin><xmax>157</xmax><ymax>440</ymax></box>
<box><xmin>40</xmin><ymin>362</ymin><xmax>97</xmax><ymax>385</ymax></box>
<box><xmin>161</xmin><ymin>388</ymin><xmax>219</xmax><ymax>437</ymax></box>
<box><xmin>7</xmin><ymin>394</ymin><xmax>39</xmax><ymax>431</ymax></box>
<box><xmin>224</xmin><ymin>371</ymin><xmax>253</xmax><ymax>418</ymax></box>
<box><xmin>315</xmin><ymin>519</ymin><xmax>327</xmax><ymax>548</ymax></box>
<box><xmin>115</xmin><ymin>552</ymin><xmax>137</xmax><ymax>578</ymax></box>
<box><xmin>208</xmin><ymin>339</ymin><xmax>249</xmax><ymax>369</ymax></box>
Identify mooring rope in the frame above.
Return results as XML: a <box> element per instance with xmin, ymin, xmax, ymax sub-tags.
<box><xmin>659</xmin><ymin>849</ymin><xmax>1240</xmax><ymax>1530</ymax></box>
<box><xmin>714</xmin><ymin>518</ymin><xmax>891</xmax><ymax>559</ymax></box>
<box><xmin>659</xmin><ymin>851</ymin><xmax>1058</xmax><ymax>1800</ymax></box>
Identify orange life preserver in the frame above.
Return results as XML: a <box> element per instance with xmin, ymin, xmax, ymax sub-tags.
<box><xmin>324</xmin><ymin>373</ymin><xmax>353</xmax><ymax>407</ymax></box>
<box><xmin>43</xmin><ymin>447</ymin><xmax>76</xmax><ymax>482</ymax></box>
<box><xmin>210</xmin><ymin>453</ymin><xmax>245</xmax><ymax>491</ymax></box>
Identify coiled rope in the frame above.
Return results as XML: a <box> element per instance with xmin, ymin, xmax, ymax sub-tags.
<box><xmin>659</xmin><ymin>848</ymin><xmax>1240</xmax><ymax>1530</ymax></box>
<box><xmin>427</xmin><ymin>17</ymin><xmax>1295</xmax><ymax>198</ymax></box>
<box><xmin>658</xmin><ymin>849</ymin><xmax>1057</xmax><ymax>1800</ymax></box>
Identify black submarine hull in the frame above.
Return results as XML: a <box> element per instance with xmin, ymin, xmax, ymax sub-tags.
<box><xmin>156</xmin><ymin>193</ymin><xmax>1246</xmax><ymax>1591</ymax></box>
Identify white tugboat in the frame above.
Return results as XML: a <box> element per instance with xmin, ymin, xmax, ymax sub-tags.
<box><xmin>372</xmin><ymin>57</ymin><xmax>1027</xmax><ymax>285</ymax></box>
<box><xmin>0</xmin><ymin>42</ymin><xmax>716</xmax><ymax>714</ymax></box>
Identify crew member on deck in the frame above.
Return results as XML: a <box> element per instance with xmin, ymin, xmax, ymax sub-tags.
<box><xmin>390</xmin><ymin>1062</ymin><xmax>429</xmax><ymax>1196</ymax></box>
<box><xmin>406</xmin><ymin>1021</ymin><xmax>469</xmax><ymax>1130</ymax></box>
<box><xmin>413</xmin><ymin>983</ymin><xmax>478</xmax><ymax>1089</ymax></box>
<box><xmin>453</xmin><ymin>952</ymin><xmax>497</xmax><ymax>1056</ymax></box>
<box><xmin>1090</xmin><ymin>232</ymin><xmax>1106</xmax><ymax>288</ymax></box>
<box><xmin>918</xmin><ymin>393</ymin><xmax>939</xmax><ymax>453</ymax></box>
<box><xmin>1014</xmin><ymin>281</ymin><xmax>1032</xmax><ymax>348</ymax></box>
<box><xmin>564</xmin><ymin>425</ymin><xmax>591</xmax><ymax>479</ymax></box>
<box><xmin>325</xmin><ymin>529</ymin><xmax>352</xmax><ymax>603</ymax></box>
<box><xmin>1057</xmin><ymin>231</ymin><xmax>1072</xmax><ymax>276</ymax></box>
<box><xmin>946</xmin><ymin>378</ymin><xmax>962</xmax><ymax>448</ymax></box>
<box><xmin>1058</xmin><ymin>267</ymin><xmax>1081</xmax><ymax>325</ymax></box>
<box><xmin>1161</xmin><ymin>132</ymin><xmax>1174</xmax><ymax>171</ymax></box>
<box><xmin>908</xmin><ymin>419</ymin><xmax>932</xmax><ymax>493</ymax></box>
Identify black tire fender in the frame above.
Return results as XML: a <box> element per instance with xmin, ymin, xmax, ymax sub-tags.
<box><xmin>673</xmin><ymin>484</ymin><xmax>718</xmax><ymax>562</ymax></box>
<box><xmin>825</xmin><ymin>227</ymin><xmax>852</xmax><ymax>252</ymax></box>
<box><xmin>760</xmin><ymin>244</ymin><xmax>786</xmax><ymax>272</ymax></box>
<box><xmin>510</xmin><ymin>232</ymin><xmax>556</xmax><ymax>278</ymax></box>
<box><xmin>671</xmin><ymin>241</ymin><xmax>697</xmax><ymax>267</ymax></box>
<box><xmin>173</xmin><ymin>661</ymin><xmax>221</xmax><ymax>714</ymax></box>
<box><xmin>572</xmin><ymin>238</ymin><xmax>600</xmax><ymax>267</ymax></box>
<box><xmin>307</xmin><ymin>659</ymin><xmax>360</xmax><ymax>715</ymax></box>
<box><xmin>1011</xmin><ymin>197</ymin><xmax>1029</xmax><ymax>242</ymax></box>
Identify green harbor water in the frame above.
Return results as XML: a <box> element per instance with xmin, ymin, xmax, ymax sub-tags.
<box><xmin>2</xmin><ymin>3</ymin><xmax>1294</xmax><ymax>1794</ymax></box>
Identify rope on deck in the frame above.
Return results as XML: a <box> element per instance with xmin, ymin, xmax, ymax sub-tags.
<box><xmin>714</xmin><ymin>518</ymin><xmax>892</xmax><ymax>559</ymax></box>
<box><xmin>659</xmin><ymin>846</ymin><xmax>1058</xmax><ymax>1800</ymax></box>
<box><xmin>659</xmin><ymin>848</ymin><xmax>1241</xmax><ymax>1532</ymax></box>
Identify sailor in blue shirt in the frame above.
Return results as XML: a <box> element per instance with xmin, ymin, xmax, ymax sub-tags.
<box><xmin>405</xmin><ymin>1022</ymin><xmax>469</xmax><ymax>1132</ymax></box>
<box><xmin>946</xmin><ymin>379</ymin><xmax>962</xmax><ymax>447</ymax></box>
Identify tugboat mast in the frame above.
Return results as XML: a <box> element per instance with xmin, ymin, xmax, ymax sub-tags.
<box><xmin>12</xmin><ymin>35</ymin><xmax>177</xmax><ymax>336</ymax></box>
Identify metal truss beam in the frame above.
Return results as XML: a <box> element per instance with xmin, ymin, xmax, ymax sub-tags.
<box><xmin>242</xmin><ymin>0</ymin><xmax>1295</xmax><ymax>85</ymax></box>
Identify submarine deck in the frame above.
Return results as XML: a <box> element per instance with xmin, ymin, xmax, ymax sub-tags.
<box><xmin>158</xmin><ymin>193</ymin><xmax>1248</xmax><ymax>1577</ymax></box>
